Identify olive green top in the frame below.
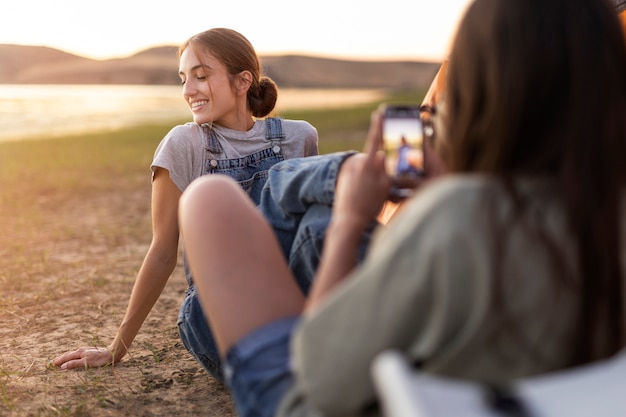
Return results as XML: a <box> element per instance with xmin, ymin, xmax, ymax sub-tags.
<box><xmin>278</xmin><ymin>175</ymin><xmax>626</xmax><ymax>417</ymax></box>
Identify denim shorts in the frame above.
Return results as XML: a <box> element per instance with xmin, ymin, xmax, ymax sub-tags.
<box><xmin>177</xmin><ymin>285</ymin><xmax>224</xmax><ymax>381</ymax></box>
<box><xmin>225</xmin><ymin>316</ymin><xmax>299</xmax><ymax>417</ymax></box>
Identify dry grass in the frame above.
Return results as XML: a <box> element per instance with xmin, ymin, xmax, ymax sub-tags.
<box><xmin>0</xmin><ymin>123</ymin><xmax>235</xmax><ymax>416</ymax></box>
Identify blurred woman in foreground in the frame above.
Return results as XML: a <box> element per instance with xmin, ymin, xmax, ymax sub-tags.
<box><xmin>179</xmin><ymin>0</ymin><xmax>626</xmax><ymax>415</ymax></box>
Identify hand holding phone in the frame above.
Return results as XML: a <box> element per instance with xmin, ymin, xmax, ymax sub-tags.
<box><xmin>380</xmin><ymin>104</ymin><xmax>433</xmax><ymax>199</ymax></box>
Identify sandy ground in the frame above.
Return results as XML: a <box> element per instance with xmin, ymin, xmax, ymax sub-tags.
<box><xmin>0</xmin><ymin>166</ymin><xmax>236</xmax><ymax>416</ymax></box>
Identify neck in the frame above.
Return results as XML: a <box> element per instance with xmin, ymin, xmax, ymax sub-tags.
<box><xmin>215</xmin><ymin>111</ymin><xmax>255</xmax><ymax>131</ymax></box>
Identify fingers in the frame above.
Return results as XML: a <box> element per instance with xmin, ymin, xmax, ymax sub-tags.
<box><xmin>361</xmin><ymin>109</ymin><xmax>388</xmax><ymax>182</ymax></box>
<box><xmin>363</xmin><ymin>110</ymin><xmax>384</xmax><ymax>157</ymax></box>
<box><xmin>51</xmin><ymin>347</ymin><xmax>112</xmax><ymax>370</ymax></box>
<box><xmin>332</xmin><ymin>109</ymin><xmax>390</xmax><ymax>226</ymax></box>
<box><xmin>51</xmin><ymin>349</ymin><xmax>83</xmax><ymax>366</ymax></box>
<box><xmin>59</xmin><ymin>358</ymin><xmax>89</xmax><ymax>370</ymax></box>
<box><xmin>335</xmin><ymin>153</ymin><xmax>389</xmax><ymax>225</ymax></box>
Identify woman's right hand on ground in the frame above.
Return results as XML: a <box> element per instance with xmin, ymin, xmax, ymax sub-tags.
<box><xmin>51</xmin><ymin>347</ymin><xmax>115</xmax><ymax>370</ymax></box>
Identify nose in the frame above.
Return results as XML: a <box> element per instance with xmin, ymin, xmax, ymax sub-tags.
<box><xmin>183</xmin><ymin>79</ymin><xmax>197</xmax><ymax>99</ymax></box>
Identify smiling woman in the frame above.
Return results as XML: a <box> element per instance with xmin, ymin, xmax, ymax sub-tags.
<box><xmin>49</xmin><ymin>28</ymin><xmax>320</xmax><ymax>385</ymax></box>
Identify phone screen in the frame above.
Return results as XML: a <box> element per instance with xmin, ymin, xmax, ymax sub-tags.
<box><xmin>382</xmin><ymin>105</ymin><xmax>424</xmax><ymax>181</ymax></box>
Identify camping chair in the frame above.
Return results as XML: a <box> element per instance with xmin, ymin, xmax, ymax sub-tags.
<box><xmin>371</xmin><ymin>349</ymin><xmax>626</xmax><ymax>417</ymax></box>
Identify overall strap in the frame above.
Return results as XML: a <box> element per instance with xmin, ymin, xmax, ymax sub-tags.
<box><xmin>265</xmin><ymin>117</ymin><xmax>285</xmax><ymax>142</ymax></box>
<box><xmin>203</xmin><ymin>124</ymin><xmax>223</xmax><ymax>154</ymax></box>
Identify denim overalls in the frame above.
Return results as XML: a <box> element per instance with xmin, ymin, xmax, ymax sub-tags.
<box><xmin>178</xmin><ymin>118</ymin><xmax>285</xmax><ymax>381</ymax></box>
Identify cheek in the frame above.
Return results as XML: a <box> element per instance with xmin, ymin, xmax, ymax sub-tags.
<box><xmin>213</xmin><ymin>76</ymin><xmax>238</xmax><ymax>99</ymax></box>
<box><xmin>202</xmin><ymin>81</ymin><xmax>214</xmax><ymax>98</ymax></box>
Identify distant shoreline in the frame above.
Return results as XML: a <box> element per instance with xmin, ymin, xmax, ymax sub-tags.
<box><xmin>0</xmin><ymin>85</ymin><xmax>387</xmax><ymax>144</ymax></box>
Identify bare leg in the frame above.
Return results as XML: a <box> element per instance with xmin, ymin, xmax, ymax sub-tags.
<box><xmin>179</xmin><ymin>175</ymin><xmax>305</xmax><ymax>355</ymax></box>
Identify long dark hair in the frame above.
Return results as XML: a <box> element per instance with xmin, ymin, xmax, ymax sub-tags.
<box><xmin>444</xmin><ymin>0</ymin><xmax>626</xmax><ymax>363</ymax></box>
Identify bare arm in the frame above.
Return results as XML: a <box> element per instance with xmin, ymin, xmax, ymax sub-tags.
<box><xmin>52</xmin><ymin>169</ymin><xmax>182</xmax><ymax>369</ymax></box>
<box><xmin>110</xmin><ymin>168</ymin><xmax>182</xmax><ymax>360</ymax></box>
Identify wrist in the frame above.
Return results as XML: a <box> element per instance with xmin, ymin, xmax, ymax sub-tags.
<box><xmin>328</xmin><ymin>215</ymin><xmax>369</xmax><ymax>237</ymax></box>
<box><xmin>325</xmin><ymin>217</ymin><xmax>368</xmax><ymax>256</ymax></box>
<box><xmin>108</xmin><ymin>341</ymin><xmax>128</xmax><ymax>363</ymax></box>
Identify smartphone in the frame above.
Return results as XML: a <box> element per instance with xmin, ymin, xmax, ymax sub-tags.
<box><xmin>381</xmin><ymin>104</ymin><xmax>425</xmax><ymax>199</ymax></box>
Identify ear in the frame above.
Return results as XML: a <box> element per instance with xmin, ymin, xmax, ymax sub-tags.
<box><xmin>236</xmin><ymin>71</ymin><xmax>253</xmax><ymax>94</ymax></box>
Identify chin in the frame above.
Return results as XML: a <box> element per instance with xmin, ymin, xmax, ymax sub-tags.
<box><xmin>193</xmin><ymin>116</ymin><xmax>211</xmax><ymax>125</ymax></box>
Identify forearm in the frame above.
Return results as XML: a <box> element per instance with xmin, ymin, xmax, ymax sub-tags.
<box><xmin>109</xmin><ymin>247</ymin><xmax>177</xmax><ymax>361</ymax></box>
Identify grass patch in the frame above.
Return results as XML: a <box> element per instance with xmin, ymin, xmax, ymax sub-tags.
<box><xmin>0</xmin><ymin>123</ymin><xmax>173</xmax><ymax>190</ymax></box>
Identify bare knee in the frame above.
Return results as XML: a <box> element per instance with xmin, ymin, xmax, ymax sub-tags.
<box><xmin>179</xmin><ymin>175</ymin><xmax>249</xmax><ymax>229</ymax></box>
<box><xmin>182</xmin><ymin>174</ymin><xmax>242</xmax><ymax>206</ymax></box>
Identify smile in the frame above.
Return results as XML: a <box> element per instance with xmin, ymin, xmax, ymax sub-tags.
<box><xmin>191</xmin><ymin>100</ymin><xmax>208</xmax><ymax>111</ymax></box>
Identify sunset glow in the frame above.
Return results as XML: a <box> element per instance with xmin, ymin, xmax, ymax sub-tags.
<box><xmin>1</xmin><ymin>0</ymin><xmax>471</xmax><ymax>61</ymax></box>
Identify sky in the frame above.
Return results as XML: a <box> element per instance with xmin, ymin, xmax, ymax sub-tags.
<box><xmin>0</xmin><ymin>0</ymin><xmax>472</xmax><ymax>62</ymax></box>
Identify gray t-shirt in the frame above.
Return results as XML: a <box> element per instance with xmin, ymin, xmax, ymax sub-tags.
<box><xmin>151</xmin><ymin>119</ymin><xmax>318</xmax><ymax>192</ymax></box>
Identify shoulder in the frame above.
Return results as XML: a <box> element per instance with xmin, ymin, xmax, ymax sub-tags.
<box><xmin>162</xmin><ymin>122</ymin><xmax>204</xmax><ymax>145</ymax></box>
<box><xmin>155</xmin><ymin>123</ymin><xmax>204</xmax><ymax>156</ymax></box>
<box><xmin>152</xmin><ymin>123</ymin><xmax>205</xmax><ymax>182</ymax></box>
<box><xmin>272</xmin><ymin>118</ymin><xmax>319</xmax><ymax>157</ymax></box>
<box><xmin>397</xmin><ymin>175</ymin><xmax>496</xmax><ymax>225</ymax></box>
<box><xmin>278</xmin><ymin>119</ymin><xmax>318</xmax><ymax>138</ymax></box>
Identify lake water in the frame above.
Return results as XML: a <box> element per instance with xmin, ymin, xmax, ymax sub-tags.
<box><xmin>0</xmin><ymin>85</ymin><xmax>384</xmax><ymax>143</ymax></box>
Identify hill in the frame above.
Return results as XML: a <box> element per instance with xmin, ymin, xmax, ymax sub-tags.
<box><xmin>0</xmin><ymin>44</ymin><xmax>441</xmax><ymax>90</ymax></box>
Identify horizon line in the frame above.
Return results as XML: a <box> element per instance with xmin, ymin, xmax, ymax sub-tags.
<box><xmin>0</xmin><ymin>42</ymin><xmax>444</xmax><ymax>64</ymax></box>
